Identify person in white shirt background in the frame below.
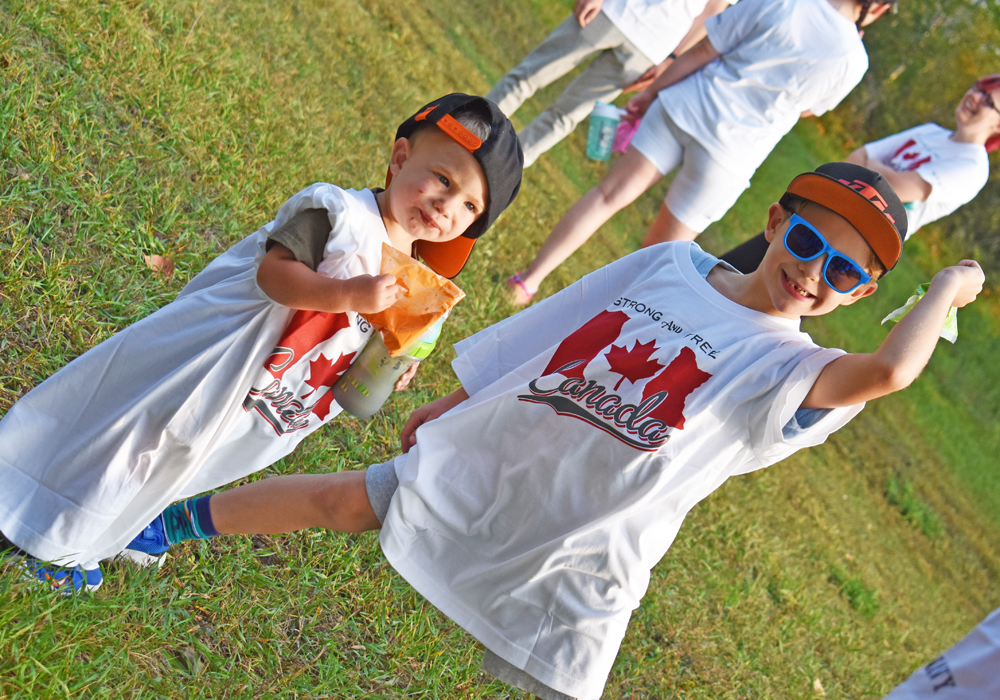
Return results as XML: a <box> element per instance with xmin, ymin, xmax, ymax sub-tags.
<box><xmin>507</xmin><ymin>0</ymin><xmax>897</xmax><ymax>305</ymax></box>
<box><xmin>721</xmin><ymin>73</ymin><xmax>1000</xmax><ymax>273</ymax></box>
<box><xmin>487</xmin><ymin>0</ymin><xmax>731</xmax><ymax>169</ymax></box>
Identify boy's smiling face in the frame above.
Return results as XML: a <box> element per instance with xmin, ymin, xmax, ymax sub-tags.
<box><xmin>378</xmin><ymin>128</ymin><xmax>488</xmax><ymax>251</ymax></box>
<box><xmin>751</xmin><ymin>201</ymin><xmax>879</xmax><ymax>319</ymax></box>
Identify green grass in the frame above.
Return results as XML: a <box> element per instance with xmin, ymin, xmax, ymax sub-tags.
<box><xmin>2</xmin><ymin>0</ymin><xmax>999</xmax><ymax>697</ymax></box>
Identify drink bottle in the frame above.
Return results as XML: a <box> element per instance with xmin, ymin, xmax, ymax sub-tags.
<box><xmin>333</xmin><ymin>317</ymin><xmax>444</xmax><ymax>417</ymax></box>
<box><xmin>586</xmin><ymin>102</ymin><xmax>625</xmax><ymax>161</ymax></box>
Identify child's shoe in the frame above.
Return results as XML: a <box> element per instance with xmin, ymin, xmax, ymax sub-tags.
<box><xmin>118</xmin><ymin>514</ymin><xmax>170</xmax><ymax>568</ymax></box>
<box><xmin>17</xmin><ymin>557</ymin><xmax>103</xmax><ymax>594</ymax></box>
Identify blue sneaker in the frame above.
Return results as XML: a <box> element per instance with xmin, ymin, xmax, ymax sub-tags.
<box><xmin>16</xmin><ymin>557</ymin><xmax>103</xmax><ymax>594</ymax></box>
<box><xmin>118</xmin><ymin>514</ymin><xmax>170</xmax><ymax>568</ymax></box>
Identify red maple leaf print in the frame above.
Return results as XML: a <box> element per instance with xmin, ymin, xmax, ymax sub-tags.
<box><xmin>302</xmin><ymin>351</ymin><xmax>357</xmax><ymax>399</ymax></box>
<box><xmin>543</xmin><ymin>310</ymin><xmax>630</xmax><ymax>379</ymax></box>
<box><xmin>605</xmin><ymin>339</ymin><xmax>664</xmax><ymax>391</ymax></box>
<box><xmin>307</xmin><ymin>350</ymin><xmax>356</xmax><ymax>420</ymax></box>
<box><xmin>265</xmin><ymin>310</ymin><xmax>351</xmax><ymax>379</ymax></box>
<box><xmin>640</xmin><ymin>346</ymin><xmax>711</xmax><ymax>430</ymax></box>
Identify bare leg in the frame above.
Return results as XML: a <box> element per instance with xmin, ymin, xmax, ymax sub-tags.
<box><xmin>210</xmin><ymin>471</ymin><xmax>380</xmax><ymax>535</ymax></box>
<box><xmin>512</xmin><ymin>146</ymin><xmax>663</xmax><ymax>304</ymax></box>
<box><xmin>641</xmin><ymin>203</ymin><xmax>698</xmax><ymax>247</ymax></box>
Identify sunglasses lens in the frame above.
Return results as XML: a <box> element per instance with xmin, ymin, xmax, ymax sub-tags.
<box><xmin>825</xmin><ymin>256</ymin><xmax>864</xmax><ymax>292</ymax></box>
<box><xmin>786</xmin><ymin>223</ymin><xmax>824</xmax><ymax>259</ymax></box>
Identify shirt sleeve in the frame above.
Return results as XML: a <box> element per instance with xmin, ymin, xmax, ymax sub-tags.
<box><xmin>452</xmin><ymin>245</ymin><xmax>679</xmax><ymax>397</ymax></box>
<box><xmin>739</xmin><ymin>345</ymin><xmax>864</xmax><ymax>473</ymax></box>
<box><xmin>265</xmin><ymin>208</ymin><xmax>332</xmax><ymax>272</ymax></box>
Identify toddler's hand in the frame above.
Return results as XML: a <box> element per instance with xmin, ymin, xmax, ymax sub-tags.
<box><xmin>394</xmin><ymin>362</ymin><xmax>419</xmax><ymax>392</ymax></box>
<box><xmin>934</xmin><ymin>260</ymin><xmax>985</xmax><ymax>308</ymax></box>
<box><xmin>348</xmin><ymin>274</ymin><xmax>403</xmax><ymax>313</ymax></box>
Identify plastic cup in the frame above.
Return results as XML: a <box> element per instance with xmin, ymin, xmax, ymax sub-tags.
<box><xmin>333</xmin><ymin>318</ymin><xmax>445</xmax><ymax>418</ymax></box>
<box><xmin>586</xmin><ymin>102</ymin><xmax>624</xmax><ymax>161</ymax></box>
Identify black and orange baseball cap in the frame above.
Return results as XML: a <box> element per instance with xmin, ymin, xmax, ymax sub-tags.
<box><xmin>391</xmin><ymin>93</ymin><xmax>523</xmax><ymax>278</ymax></box>
<box><xmin>784</xmin><ymin>162</ymin><xmax>907</xmax><ymax>271</ymax></box>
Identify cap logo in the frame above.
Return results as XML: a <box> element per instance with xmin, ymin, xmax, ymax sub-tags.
<box><xmin>414</xmin><ymin>105</ymin><xmax>436</xmax><ymax>121</ymax></box>
<box><xmin>437</xmin><ymin>114</ymin><xmax>482</xmax><ymax>152</ymax></box>
<box><xmin>838</xmin><ymin>178</ymin><xmax>896</xmax><ymax>224</ymax></box>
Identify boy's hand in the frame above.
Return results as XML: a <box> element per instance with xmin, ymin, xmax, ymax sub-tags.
<box><xmin>394</xmin><ymin>362</ymin><xmax>419</xmax><ymax>392</ymax></box>
<box><xmin>933</xmin><ymin>260</ymin><xmax>984</xmax><ymax>308</ymax></box>
<box><xmin>573</xmin><ymin>0</ymin><xmax>603</xmax><ymax>27</ymax></box>
<box><xmin>400</xmin><ymin>388</ymin><xmax>470</xmax><ymax>453</ymax></box>
<box><xmin>348</xmin><ymin>274</ymin><xmax>404</xmax><ymax>313</ymax></box>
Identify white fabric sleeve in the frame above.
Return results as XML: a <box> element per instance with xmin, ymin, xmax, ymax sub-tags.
<box><xmin>452</xmin><ymin>246</ymin><xmax>675</xmax><ymax>396</ymax></box>
<box><xmin>703</xmin><ymin>0</ymin><xmax>763</xmax><ymax>54</ymax></box>
<box><xmin>741</xmin><ymin>345</ymin><xmax>864</xmax><ymax>473</ymax></box>
<box><xmin>882</xmin><ymin>607</ymin><xmax>1000</xmax><ymax>699</ymax></box>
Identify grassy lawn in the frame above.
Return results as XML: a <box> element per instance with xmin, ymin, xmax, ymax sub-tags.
<box><xmin>1</xmin><ymin>0</ymin><xmax>998</xmax><ymax>697</ymax></box>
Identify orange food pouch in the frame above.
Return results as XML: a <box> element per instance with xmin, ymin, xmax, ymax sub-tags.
<box><xmin>361</xmin><ymin>243</ymin><xmax>466</xmax><ymax>356</ymax></box>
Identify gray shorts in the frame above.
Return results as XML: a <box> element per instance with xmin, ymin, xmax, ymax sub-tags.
<box><xmin>363</xmin><ymin>461</ymin><xmax>578</xmax><ymax>700</ymax></box>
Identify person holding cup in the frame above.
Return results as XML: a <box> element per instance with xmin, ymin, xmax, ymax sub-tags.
<box><xmin>487</xmin><ymin>0</ymin><xmax>731</xmax><ymax>169</ymax></box>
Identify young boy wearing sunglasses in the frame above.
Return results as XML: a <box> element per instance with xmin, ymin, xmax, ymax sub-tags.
<box><xmin>142</xmin><ymin>162</ymin><xmax>982</xmax><ymax>699</ymax></box>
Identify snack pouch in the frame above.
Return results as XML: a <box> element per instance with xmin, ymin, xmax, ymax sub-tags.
<box><xmin>361</xmin><ymin>243</ymin><xmax>465</xmax><ymax>356</ymax></box>
<box><xmin>881</xmin><ymin>283</ymin><xmax>958</xmax><ymax>343</ymax></box>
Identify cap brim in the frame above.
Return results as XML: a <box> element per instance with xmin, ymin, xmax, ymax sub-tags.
<box><xmin>414</xmin><ymin>235</ymin><xmax>476</xmax><ymax>279</ymax></box>
<box><xmin>787</xmin><ymin>173</ymin><xmax>902</xmax><ymax>270</ymax></box>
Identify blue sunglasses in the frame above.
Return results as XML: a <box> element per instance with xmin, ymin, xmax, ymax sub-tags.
<box><xmin>783</xmin><ymin>214</ymin><xmax>872</xmax><ymax>294</ymax></box>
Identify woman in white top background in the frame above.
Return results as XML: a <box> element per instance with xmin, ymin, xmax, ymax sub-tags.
<box><xmin>720</xmin><ymin>74</ymin><xmax>1000</xmax><ymax>272</ymax></box>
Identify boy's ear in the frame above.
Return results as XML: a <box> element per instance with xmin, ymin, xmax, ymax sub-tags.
<box><xmin>763</xmin><ymin>202</ymin><xmax>789</xmax><ymax>243</ymax></box>
<box><xmin>388</xmin><ymin>137</ymin><xmax>412</xmax><ymax>180</ymax></box>
<box><xmin>840</xmin><ymin>281</ymin><xmax>879</xmax><ymax>306</ymax></box>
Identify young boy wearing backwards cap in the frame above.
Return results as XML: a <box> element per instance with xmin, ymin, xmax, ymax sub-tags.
<box><xmin>0</xmin><ymin>93</ymin><xmax>523</xmax><ymax>592</ymax></box>
<box><xmin>129</xmin><ymin>162</ymin><xmax>984</xmax><ymax>699</ymax></box>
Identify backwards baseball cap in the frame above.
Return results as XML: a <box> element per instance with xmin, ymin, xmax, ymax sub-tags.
<box><xmin>975</xmin><ymin>73</ymin><xmax>1000</xmax><ymax>154</ymax></box>
<box><xmin>391</xmin><ymin>93</ymin><xmax>523</xmax><ymax>278</ymax></box>
<box><xmin>784</xmin><ymin>162</ymin><xmax>907</xmax><ymax>272</ymax></box>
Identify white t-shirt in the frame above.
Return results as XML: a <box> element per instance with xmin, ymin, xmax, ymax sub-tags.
<box><xmin>660</xmin><ymin>0</ymin><xmax>868</xmax><ymax>178</ymax></box>
<box><xmin>380</xmin><ymin>242</ymin><xmax>862</xmax><ymax>700</ymax></box>
<box><xmin>601</xmin><ymin>0</ymin><xmax>722</xmax><ymax>64</ymax></box>
<box><xmin>0</xmin><ymin>184</ymin><xmax>384</xmax><ymax>569</ymax></box>
<box><xmin>883</xmin><ymin>607</ymin><xmax>1000</xmax><ymax>699</ymax></box>
<box><xmin>864</xmin><ymin>123</ymin><xmax>990</xmax><ymax>239</ymax></box>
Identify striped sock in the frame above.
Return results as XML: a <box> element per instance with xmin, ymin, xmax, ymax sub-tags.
<box><xmin>161</xmin><ymin>496</ymin><xmax>219</xmax><ymax>544</ymax></box>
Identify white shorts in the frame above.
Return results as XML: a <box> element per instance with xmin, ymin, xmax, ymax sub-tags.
<box><xmin>630</xmin><ymin>99</ymin><xmax>750</xmax><ymax>233</ymax></box>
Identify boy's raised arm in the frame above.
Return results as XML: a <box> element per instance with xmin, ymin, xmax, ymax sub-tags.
<box><xmin>803</xmin><ymin>261</ymin><xmax>985</xmax><ymax>409</ymax></box>
<box><xmin>257</xmin><ymin>242</ymin><xmax>402</xmax><ymax>314</ymax></box>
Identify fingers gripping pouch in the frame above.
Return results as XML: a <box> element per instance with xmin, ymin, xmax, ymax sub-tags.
<box><xmin>362</xmin><ymin>243</ymin><xmax>466</xmax><ymax>356</ymax></box>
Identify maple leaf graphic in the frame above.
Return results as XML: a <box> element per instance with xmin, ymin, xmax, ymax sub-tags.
<box><xmin>307</xmin><ymin>350</ymin><xmax>357</xmax><ymax>421</ymax></box>
<box><xmin>302</xmin><ymin>351</ymin><xmax>356</xmax><ymax>399</ymax></box>
<box><xmin>605</xmin><ymin>339</ymin><xmax>663</xmax><ymax>391</ymax></box>
<box><xmin>542</xmin><ymin>310</ymin><xmax>629</xmax><ymax>379</ymax></box>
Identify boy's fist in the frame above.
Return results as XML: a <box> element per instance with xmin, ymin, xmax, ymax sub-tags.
<box><xmin>349</xmin><ymin>274</ymin><xmax>404</xmax><ymax>313</ymax></box>
<box><xmin>936</xmin><ymin>260</ymin><xmax>985</xmax><ymax>308</ymax></box>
